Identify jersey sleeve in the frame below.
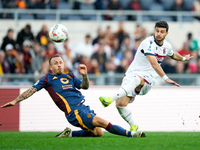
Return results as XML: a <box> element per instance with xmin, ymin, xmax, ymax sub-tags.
<box><xmin>142</xmin><ymin>40</ymin><xmax>155</xmax><ymax>56</ymax></box>
<box><xmin>32</xmin><ymin>74</ymin><xmax>49</xmax><ymax>91</ymax></box>
<box><xmin>167</xmin><ymin>43</ymin><xmax>174</xmax><ymax>56</ymax></box>
<box><xmin>69</xmin><ymin>72</ymin><xmax>82</xmax><ymax>89</ymax></box>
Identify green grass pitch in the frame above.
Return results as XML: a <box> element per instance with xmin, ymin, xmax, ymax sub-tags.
<box><xmin>1</xmin><ymin>132</ymin><xmax>200</xmax><ymax>150</ymax></box>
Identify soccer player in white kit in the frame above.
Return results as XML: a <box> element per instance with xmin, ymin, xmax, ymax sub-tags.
<box><xmin>99</xmin><ymin>21</ymin><xmax>193</xmax><ymax>131</ymax></box>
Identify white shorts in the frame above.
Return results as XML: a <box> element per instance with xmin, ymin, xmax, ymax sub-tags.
<box><xmin>121</xmin><ymin>72</ymin><xmax>156</xmax><ymax>103</ymax></box>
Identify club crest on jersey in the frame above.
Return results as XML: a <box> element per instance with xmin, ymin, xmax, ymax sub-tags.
<box><xmin>87</xmin><ymin>114</ymin><xmax>92</xmax><ymax>118</ymax></box>
<box><xmin>163</xmin><ymin>49</ymin><xmax>166</xmax><ymax>54</ymax></box>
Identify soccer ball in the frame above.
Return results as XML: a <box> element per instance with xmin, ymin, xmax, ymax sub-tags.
<box><xmin>49</xmin><ymin>24</ymin><xmax>68</xmax><ymax>43</ymax></box>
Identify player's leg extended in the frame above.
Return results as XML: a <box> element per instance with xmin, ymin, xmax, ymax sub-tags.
<box><xmin>92</xmin><ymin>116</ymin><xmax>145</xmax><ymax>137</ymax></box>
<box><xmin>116</xmin><ymin>96</ymin><xmax>138</xmax><ymax>131</ymax></box>
<box><xmin>99</xmin><ymin>75</ymin><xmax>143</xmax><ymax>107</ymax></box>
<box><xmin>72</xmin><ymin>129</ymin><xmax>101</xmax><ymax>137</ymax></box>
<box><xmin>55</xmin><ymin>127</ymin><xmax>101</xmax><ymax>137</ymax></box>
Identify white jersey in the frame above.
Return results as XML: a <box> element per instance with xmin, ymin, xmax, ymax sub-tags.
<box><xmin>125</xmin><ymin>36</ymin><xmax>174</xmax><ymax>77</ymax></box>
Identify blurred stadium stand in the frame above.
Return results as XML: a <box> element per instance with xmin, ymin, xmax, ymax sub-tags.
<box><xmin>0</xmin><ymin>0</ymin><xmax>199</xmax><ymax>86</ymax></box>
<box><xmin>0</xmin><ymin>0</ymin><xmax>199</xmax><ymax>22</ymax></box>
<box><xmin>0</xmin><ymin>73</ymin><xmax>200</xmax><ymax>86</ymax></box>
<box><xmin>0</xmin><ymin>8</ymin><xmax>199</xmax><ymax>23</ymax></box>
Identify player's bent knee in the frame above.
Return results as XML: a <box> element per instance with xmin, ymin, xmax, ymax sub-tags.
<box><xmin>116</xmin><ymin>100</ymin><xmax>127</xmax><ymax>107</ymax></box>
<box><xmin>116</xmin><ymin>97</ymin><xmax>130</xmax><ymax>107</ymax></box>
<box><xmin>97</xmin><ymin>128</ymin><xmax>103</xmax><ymax>137</ymax></box>
<box><xmin>93</xmin><ymin>127</ymin><xmax>103</xmax><ymax>137</ymax></box>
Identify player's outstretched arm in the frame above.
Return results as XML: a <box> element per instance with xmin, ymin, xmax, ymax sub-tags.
<box><xmin>169</xmin><ymin>52</ymin><xmax>193</xmax><ymax>61</ymax></box>
<box><xmin>79</xmin><ymin>64</ymin><xmax>89</xmax><ymax>89</ymax></box>
<box><xmin>146</xmin><ymin>55</ymin><xmax>180</xmax><ymax>87</ymax></box>
<box><xmin>1</xmin><ymin>87</ymin><xmax>37</xmax><ymax>108</ymax></box>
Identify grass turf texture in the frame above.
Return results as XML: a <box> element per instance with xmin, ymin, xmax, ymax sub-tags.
<box><xmin>1</xmin><ymin>132</ymin><xmax>200</xmax><ymax>150</ymax></box>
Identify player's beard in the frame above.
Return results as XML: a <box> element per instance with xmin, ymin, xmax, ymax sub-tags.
<box><xmin>54</xmin><ymin>68</ymin><xmax>63</xmax><ymax>75</ymax></box>
<box><xmin>57</xmin><ymin>72</ymin><xmax>62</xmax><ymax>75</ymax></box>
<box><xmin>155</xmin><ymin>36</ymin><xmax>164</xmax><ymax>43</ymax></box>
<box><xmin>57</xmin><ymin>70</ymin><xmax>63</xmax><ymax>75</ymax></box>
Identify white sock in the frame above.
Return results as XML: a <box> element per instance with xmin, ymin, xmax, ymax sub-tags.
<box><xmin>116</xmin><ymin>106</ymin><xmax>135</xmax><ymax>126</ymax></box>
<box><xmin>111</xmin><ymin>76</ymin><xmax>140</xmax><ymax>102</ymax></box>
<box><xmin>131</xmin><ymin>131</ymin><xmax>136</xmax><ymax>137</ymax></box>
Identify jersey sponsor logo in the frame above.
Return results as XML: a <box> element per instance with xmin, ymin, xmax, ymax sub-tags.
<box><xmin>34</xmin><ymin>80</ymin><xmax>39</xmax><ymax>86</ymax></box>
<box><xmin>155</xmin><ymin>53</ymin><xmax>166</xmax><ymax>62</ymax></box>
<box><xmin>60</xmin><ymin>78</ymin><xmax>73</xmax><ymax>90</ymax></box>
<box><xmin>62</xmin><ymin>84</ymin><xmax>73</xmax><ymax>89</ymax></box>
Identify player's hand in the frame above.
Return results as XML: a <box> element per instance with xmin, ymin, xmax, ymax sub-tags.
<box><xmin>79</xmin><ymin>64</ymin><xmax>87</xmax><ymax>75</ymax></box>
<box><xmin>1</xmin><ymin>101</ymin><xmax>16</xmax><ymax>108</ymax></box>
<box><xmin>185</xmin><ymin>54</ymin><xmax>193</xmax><ymax>61</ymax></box>
<box><xmin>165</xmin><ymin>78</ymin><xmax>180</xmax><ymax>87</ymax></box>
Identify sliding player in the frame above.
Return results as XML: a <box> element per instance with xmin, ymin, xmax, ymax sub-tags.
<box><xmin>1</xmin><ymin>55</ymin><xmax>145</xmax><ymax>138</ymax></box>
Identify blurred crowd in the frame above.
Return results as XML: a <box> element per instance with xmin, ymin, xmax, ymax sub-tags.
<box><xmin>0</xmin><ymin>22</ymin><xmax>199</xmax><ymax>83</ymax></box>
<box><xmin>1</xmin><ymin>0</ymin><xmax>200</xmax><ymax>21</ymax></box>
<box><xmin>162</xmin><ymin>32</ymin><xmax>200</xmax><ymax>74</ymax></box>
<box><xmin>0</xmin><ymin>22</ymin><xmax>143</xmax><ymax>77</ymax></box>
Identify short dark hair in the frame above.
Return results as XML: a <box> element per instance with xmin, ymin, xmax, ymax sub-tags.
<box><xmin>7</xmin><ymin>28</ymin><xmax>13</xmax><ymax>34</ymax></box>
<box><xmin>85</xmin><ymin>34</ymin><xmax>91</xmax><ymax>38</ymax></box>
<box><xmin>25</xmin><ymin>24</ymin><xmax>31</xmax><ymax>29</ymax></box>
<box><xmin>187</xmin><ymin>32</ymin><xmax>192</xmax><ymax>39</ymax></box>
<box><xmin>49</xmin><ymin>54</ymin><xmax>61</xmax><ymax>65</ymax></box>
<box><xmin>155</xmin><ymin>21</ymin><xmax>169</xmax><ymax>32</ymax></box>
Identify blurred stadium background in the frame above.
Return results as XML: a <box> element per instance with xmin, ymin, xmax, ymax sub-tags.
<box><xmin>0</xmin><ymin>0</ymin><xmax>200</xmax><ymax>132</ymax></box>
<box><xmin>0</xmin><ymin>0</ymin><xmax>199</xmax><ymax>86</ymax></box>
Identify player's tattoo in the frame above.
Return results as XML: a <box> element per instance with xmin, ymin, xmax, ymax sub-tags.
<box><xmin>80</xmin><ymin>75</ymin><xmax>89</xmax><ymax>89</ymax></box>
<box><xmin>14</xmin><ymin>87</ymin><xmax>37</xmax><ymax>104</ymax></box>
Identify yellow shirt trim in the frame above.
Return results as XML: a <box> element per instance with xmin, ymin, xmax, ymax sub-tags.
<box><xmin>56</xmin><ymin>93</ymin><xmax>71</xmax><ymax>114</ymax></box>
